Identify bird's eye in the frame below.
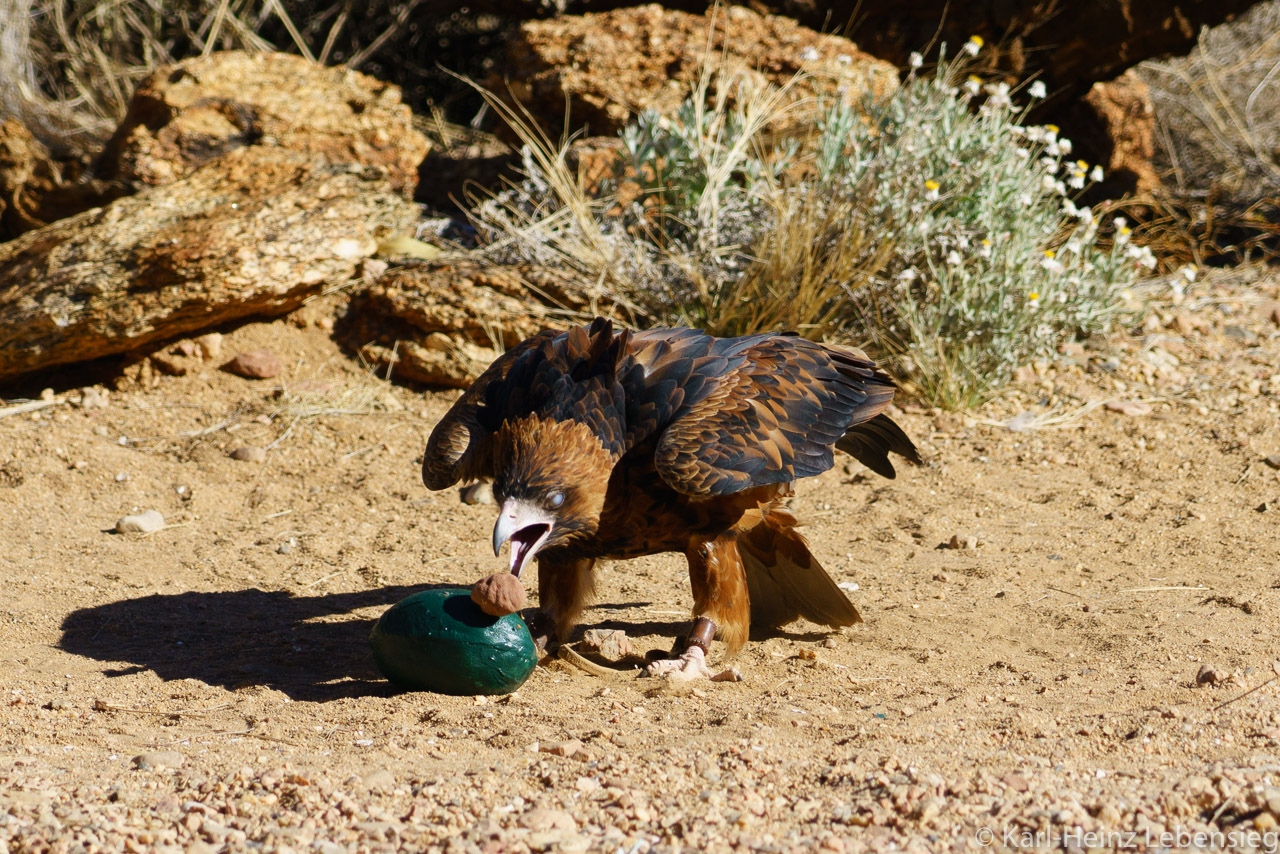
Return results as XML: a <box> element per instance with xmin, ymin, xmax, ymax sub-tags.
<box><xmin>547</xmin><ymin>491</ymin><xmax>565</xmax><ymax>508</ymax></box>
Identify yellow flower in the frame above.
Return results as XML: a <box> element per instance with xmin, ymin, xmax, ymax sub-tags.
<box><xmin>1044</xmin><ymin>250</ymin><xmax>1056</xmax><ymax>258</ymax></box>
<box><xmin>924</xmin><ymin>179</ymin><xmax>940</xmax><ymax>191</ymax></box>
<box><xmin>969</xmin><ymin>35</ymin><xmax>984</xmax><ymax>47</ymax></box>
<box><xmin>1076</xmin><ymin>160</ymin><xmax>1089</xmax><ymax>170</ymax></box>
<box><xmin>1028</xmin><ymin>291</ymin><xmax>1040</xmax><ymax>301</ymax></box>
<box><xmin>1046</xmin><ymin>124</ymin><xmax>1060</xmax><ymax>134</ymax></box>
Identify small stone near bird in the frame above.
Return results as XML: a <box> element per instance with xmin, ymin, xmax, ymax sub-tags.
<box><xmin>224</xmin><ymin>349</ymin><xmax>283</xmax><ymax>379</ymax></box>
<box><xmin>230</xmin><ymin>446</ymin><xmax>267</xmax><ymax>463</ymax></box>
<box><xmin>581</xmin><ymin>628</ymin><xmax>632</xmax><ymax>660</ymax></box>
<box><xmin>471</xmin><ymin>573</ymin><xmax>527</xmax><ymax>616</ymax></box>
<box><xmin>116</xmin><ymin>510</ymin><xmax>165</xmax><ymax>534</ymax></box>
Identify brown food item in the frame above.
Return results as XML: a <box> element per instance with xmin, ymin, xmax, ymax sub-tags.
<box><xmin>471</xmin><ymin>573</ymin><xmax>527</xmax><ymax>617</ymax></box>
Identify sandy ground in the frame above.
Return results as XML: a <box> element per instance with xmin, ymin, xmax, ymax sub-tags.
<box><xmin>2</xmin><ymin>266</ymin><xmax>1280</xmax><ymax>854</ymax></box>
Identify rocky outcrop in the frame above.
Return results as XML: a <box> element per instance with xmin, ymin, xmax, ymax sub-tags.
<box><xmin>496</xmin><ymin>5</ymin><xmax>898</xmax><ymax>138</ymax></box>
<box><xmin>0</xmin><ymin>120</ymin><xmax>127</xmax><ymax>242</ymax></box>
<box><xmin>99</xmin><ymin>51</ymin><xmax>428</xmax><ymax>196</ymax></box>
<box><xmin>1078</xmin><ymin>71</ymin><xmax>1161</xmax><ymax>197</ymax></box>
<box><xmin>342</xmin><ymin>263</ymin><xmax>609</xmax><ymax>387</ymax></box>
<box><xmin>0</xmin><ymin>147</ymin><xmax>419</xmax><ymax>382</ymax></box>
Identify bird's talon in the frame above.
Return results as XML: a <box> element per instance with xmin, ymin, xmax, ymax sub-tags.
<box><xmin>645</xmin><ymin>645</ymin><xmax>716</xmax><ymax>682</ymax></box>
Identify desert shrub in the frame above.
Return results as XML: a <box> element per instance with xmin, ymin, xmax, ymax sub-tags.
<box><xmin>470</xmin><ymin>43</ymin><xmax>1154</xmax><ymax>408</ymax></box>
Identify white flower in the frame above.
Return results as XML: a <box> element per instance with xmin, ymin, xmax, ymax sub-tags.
<box><xmin>908</xmin><ymin>51</ymin><xmax>924</xmax><ymax>69</ymax></box>
<box><xmin>1063</xmin><ymin>199</ymin><xmax>1080</xmax><ymax>217</ymax></box>
<box><xmin>1057</xmin><ymin>138</ymin><xmax>1073</xmax><ymax>155</ymax></box>
<box><xmin>1028</xmin><ymin>80</ymin><xmax>1047</xmax><ymax>99</ymax></box>
<box><xmin>978</xmin><ymin>238</ymin><xmax>993</xmax><ymax>259</ymax></box>
<box><xmin>984</xmin><ymin>81</ymin><xmax>1012</xmax><ymax>108</ymax></box>
<box><xmin>1089</xmin><ymin>165</ymin><xmax>1105</xmax><ymax>182</ymax></box>
<box><xmin>963</xmin><ymin>75</ymin><xmax>982</xmax><ymax>97</ymax></box>
<box><xmin>963</xmin><ymin>35</ymin><xmax>984</xmax><ymax>56</ymax></box>
<box><xmin>946</xmin><ymin>250</ymin><xmax>962</xmax><ymax>267</ymax></box>
<box><xmin>800</xmin><ymin>46</ymin><xmax>821</xmax><ymax>62</ymax></box>
<box><xmin>1067</xmin><ymin>172</ymin><xmax>1085</xmax><ymax>189</ymax></box>
<box><xmin>924</xmin><ymin>179</ymin><xmax>941</xmax><ymax>201</ymax></box>
<box><xmin>1014</xmin><ymin>147</ymin><xmax>1030</xmax><ymax>160</ymax></box>
<box><xmin>1040</xmin><ymin>251</ymin><xmax>1064</xmax><ymax>274</ymax></box>
<box><xmin>898</xmin><ymin>268</ymin><xmax>919</xmax><ymax>283</ymax></box>
<box><xmin>1018</xmin><ymin>192</ymin><xmax>1033</xmax><ymax>208</ymax></box>
<box><xmin>1179</xmin><ymin>265</ymin><xmax>1198</xmax><ymax>283</ymax></box>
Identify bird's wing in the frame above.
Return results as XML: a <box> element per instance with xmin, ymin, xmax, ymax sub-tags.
<box><xmin>654</xmin><ymin>337</ymin><xmax>897</xmax><ymax>496</ymax></box>
<box><xmin>421</xmin><ymin>328</ymin><xmax>558</xmax><ymax>490</ymax></box>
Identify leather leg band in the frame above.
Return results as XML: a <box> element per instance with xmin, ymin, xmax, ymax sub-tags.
<box><xmin>685</xmin><ymin>617</ymin><xmax>716</xmax><ymax>654</ymax></box>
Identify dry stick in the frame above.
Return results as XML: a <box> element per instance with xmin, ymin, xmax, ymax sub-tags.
<box><xmin>1120</xmin><ymin>585</ymin><xmax>1209</xmax><ymax>593</ymax></box>
<box><xmin>558</xmin><ymin>645</ymin><xmax>619</xmax><ymax>678</ymax></box>
<box><xmin>0</xmin><ymin>398</ymin><xmax>63</xmax><ymax>419</ymax></box>
<box><xmin>94</xmin><ymin>700</ymin><xmax>232</xmax><ymax>717</ymax></box>
<box><xmin>1211</xmin><ymin>674</ymin><xmax>1279</xmax><ymax>713</ymax></box>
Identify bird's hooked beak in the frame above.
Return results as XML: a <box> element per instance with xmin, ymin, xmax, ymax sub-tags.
<box><xmin>492</xmin><ymin>499</ymin><xmax>555</xmax><ymax>577</ymax></box>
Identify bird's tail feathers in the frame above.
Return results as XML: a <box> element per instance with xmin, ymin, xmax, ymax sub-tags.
<box><xmin>836</xmin><ymin>413</ymin><xmax>922</xmax><ymax>479</ymax></box>
<box><xmin>738</xmin><ymin>506</ymin><xmax>861</xmax><ymax>630</ymax></box>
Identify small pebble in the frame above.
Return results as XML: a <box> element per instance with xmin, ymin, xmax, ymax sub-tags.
<box><xmin>947</xmin><ymin>534</ymin><xmax>978</xmax><ymax>550</ymax></box>
<box><xmin>224</xmin><ymin>349</ymin><xmax>284</xmax><ymax>379</ymax></box>
<box><xmin>116</xmin><ymin>510</ymin><xmax>165</xmax><ymax>534</ymax></box>
<box><xmin>79</xmin><ymin>388</ymin><xmax>109</xmax><ymax>409</ymax></box>
<box><xmin>1264</xmin><ymin>454</ymin><xmax>1280</xmax><ymax>470</ymax></box>
<box><xmin>460</xmin><ymin>482</ymin><xmax>494</xmax><ymax>505</ymax></box>
<box><xmin>581</xmin><ymin>628</ymin><xmax>632</xmax><ymax>660</ymax></box>
<box><xmin>540</xmin><ymin>739</ymin><xmax>583</xmax><ymax>759</ymax></box>
<box><xmin>1196</xmin><ymin>663</ymin><xmax>1222</xmax><ymax>686</ymax></box>
<box><xmin>194</xmin><ymin>332</ymin><xmax>223</xmax><ymax>360</ymax></box>
<box><xmin>230</xmin><ymin>446</ymin><xmax>267</xmax><ymax>463</ymax></box>
<box><xmin>277</xmin><ymin>539</ymin><xmax>295</xmax><ymax>555</ymax></box>
<box><xmin>132</xmin><ymin>751</ymin><xmax>184</xmax><ymax>770</ymax></box>
<box><xmin>1105</xmin><ymin>399</ymin><xmax>1151</xmax><ymax>417</ymax></box>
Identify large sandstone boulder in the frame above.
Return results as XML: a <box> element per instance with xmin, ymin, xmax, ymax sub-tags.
<box><xmin>99</xmin><ymin>51</ymin><xmax>428</xmax><ymax>196</ymax></box>
<box><xmin>495</xmin><ymin>5</ymin><xmax>898</xmax><ymax>138</ymax></box>
<box><xmin>0</xmin><ymin>147</ymin><xmax>419</xmax><ymax>383</ymax></box>
<box><xmin>343</xmin><ymin>263</ymin><xmax>609</xmax><ymax>388</ymax></box>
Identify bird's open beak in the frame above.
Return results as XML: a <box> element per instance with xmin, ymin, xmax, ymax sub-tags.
<box><xmin>492</xmin><ymin>499</ymin><xmax>555</xmax><ymax>577</ymax></box>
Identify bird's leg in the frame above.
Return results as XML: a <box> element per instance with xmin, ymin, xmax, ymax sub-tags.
<box><xmin>646</xmin><ymin>532</ymin><xmax>748</xmax><ymax>682</ymax></box>
<box><xmin>528</xmin><ymin>557</ymin><xmax>595</xmax><ymax>651</ymax></box>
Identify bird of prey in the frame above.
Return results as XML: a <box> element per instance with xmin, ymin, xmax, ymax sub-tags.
<box><xmin>422</xmin><ymin>317</ymin><xmax>919</xmax><ymax>678</ymax></box>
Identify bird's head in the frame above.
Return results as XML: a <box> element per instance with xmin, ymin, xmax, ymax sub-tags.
<box><xmin>489</xmin><ymin>415</ymin><xmax>615</xmax><ymax>576</ymax></box>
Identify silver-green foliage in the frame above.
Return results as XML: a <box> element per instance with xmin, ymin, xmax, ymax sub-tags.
<box><xmin>471</xmin><ymin>48</ymin><xmax>1153</xmax><ymax>407</ymax></box>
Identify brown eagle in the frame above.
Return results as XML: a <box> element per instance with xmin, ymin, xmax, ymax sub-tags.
<box><xmin>422</xmin><ymin>318</ymin><xmax>918</xmax><ymax>678</ymax></box>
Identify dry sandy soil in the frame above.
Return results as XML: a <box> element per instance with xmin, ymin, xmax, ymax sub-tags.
<box><xmin>2</xmin><ymin>266</ymin><xmax>1280</xmax><ymax>854</ymax></box>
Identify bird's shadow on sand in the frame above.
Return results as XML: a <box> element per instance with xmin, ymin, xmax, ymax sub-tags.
<box><xmin>59</xmin><ymin>584</ymin><xmax>445</xmax><ymax>702</ymax></box>
<box><xmin>61</xmin><ymin>591</ymin><xmax>831</xmax><ymax>700</ymax></box>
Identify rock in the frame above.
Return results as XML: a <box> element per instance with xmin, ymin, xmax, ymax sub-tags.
<box><xmin>497</xmin><ymin>4</ymin><xmax>897</xmax><ymax>138</ymax></box>
<box><xmin>361</xmin><ymin>769</ymin><xmax>396</xmax><ymax>793</ymax></box>
<box><xmin>581</xmin><ymin>628</ymin><xmax>632</xmax><ymax>661</ymax></box>
<box><xmin>1263</xmin><ymin>455</ymin><xmax>1280</xmax><ymax>470</ymax></box>
<box><xmin>78</xmin><ymin>387</ymin><xmax>109</xmax><ymax>409</ymax></box>
<box><xmin>230</xmin><ymin>446</ymin><xmax>267</xmax><ymax>463</ymax></box>
<box><xmin>947</xmin><ymin>534</ymin><xmax>978</xmax><ymax>550</ymax></box>
<box><xmin>1001</xmin><ymin>773</ymin><xmax>1030</xmax><ymax>793</ymax></box>
<box><xmin>1097</xmin><ymin>803</ymin><xmax>1123</xmax><ymax>826</ymax></box>
<box><xmin>132</xmin><ymin>750</ymin><xmax>184</xmax><ymax>770</ymax></box>
<box><xmin>116</xmin><ymin>510</ymin><xmax>165</xmax><ymax>534</ymax></box>
<box><xmin>460</xmin><ymin>482</ymin><xmax>494</xmax><ymax>505</ymax></box>
<box><xmin>0</xmin><ymin>147</ymin><xmax>419</xmax><ymax>383</ymax></box>
<box><xmin>99</xmin><ymin>51</ymin><xmax>427</xmax><ymax>196</ymax></box>
<box><xmin>471</xmin><ymin>573</ymin><xmax>527</xmax><ymax>617</ymax></box>
<box><xmin>521</xmin><ymin>808</ymin><xmax>577</xmax><ymax>832</ymax></box>
<box><xmin>1196</xmin><ymin>663</ymin><xmax>1222</xmax><ymax>686</ymax></box>
<box><xmin>0</xmin><ymin>119</ymin><xmax>124</xmax><ymax>241</ymax></box>
<box><xmin>1105</xmin><ymin>399</ymin><xmax>1152</xmax><ymax>417</ymax></box>
<box><xmin>1079</xmin><ymin>70</ymin><xmax>1160</xmax><ymax>196</ymax></box>
<box><xmin>1258</xmin><ymin>501</ymin><xmax>1272</xmax><ymax>514</ymax></box>
<box><xmin>344</xmin><ymin>263</ymin><xmax>600</xmax><ymax>388</ymax></box>
<box><xmin>224</xmin><ymin>349</ymin><xmax>284</xmax><ymax>380</ymax></box>
<box><xmin>540</xmin><ymin>739</ymin><xmax>584</xmax><ymax>758</ymax></box>
<box><xmin>194</xmin><ymin>332</ymin><xmax>223</xmax><ymax>361</ymax></box>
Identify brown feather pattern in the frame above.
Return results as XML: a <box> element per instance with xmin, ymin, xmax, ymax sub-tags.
<box><xmin>422</xmin><ymin>318</ymin><xmax>919</xmax><ymax>658</ymax></box>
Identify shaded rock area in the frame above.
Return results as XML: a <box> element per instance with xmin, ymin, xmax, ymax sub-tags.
<box><xmin>342</xmin><ymin>262</ymin><xmax>608</xmax><ymax>388</ymax></box>
<box><xmin>0</xmin><ymin>147</ymin><xmax>419</xmax><ymax>383</ymax></box>
<box><xmin>99</xmin><ymin>51</ymin><xmax>428</xmax><ymax>197</ymax></box>
<box><xmin>1076</xmin><ymin>70</ymin><xmax>1161</xmax><ymax>198</ymax></box>
<box><xmin>0</xmin><ymin>120</ymin><xmax>127</xmax><ymax>242</ymax></box>
<box><xmin>496</xmin><ymin>4</ymin><xmax>898</xmax><ymax>138</ymax></box>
